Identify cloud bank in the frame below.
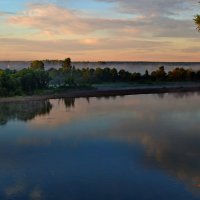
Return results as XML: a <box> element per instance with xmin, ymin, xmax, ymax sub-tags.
<box><xmin>0</xmin><ymin>0</ymin><xmax>199</xmax><ymax>61</ymax></box>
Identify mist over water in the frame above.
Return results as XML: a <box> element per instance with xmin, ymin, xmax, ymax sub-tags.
<box><xmin>1</xmin><ymin>61</ymin><xmax>200</xmax><ymax>73</ymax></box>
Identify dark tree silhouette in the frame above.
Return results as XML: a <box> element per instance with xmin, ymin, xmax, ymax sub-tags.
<box><xmin>194</xmin><ymin>2</ymin><xmax>200</xmax><ymax>31</ymax></box>
<box><xmin>30</xmin><ymin>60</ymin><xmax>44</xmax><ymax>70</ymax></box>
<box><xmin>62</xmin><ymin>58</ymin><xmax>72</xmax><ymax>72</ymax></box>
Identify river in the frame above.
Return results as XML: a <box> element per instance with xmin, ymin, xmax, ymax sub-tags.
<box><xmin>0</xmin><ymin>93</ymin><xmax>200</xmax><ymax>199</ymax></box>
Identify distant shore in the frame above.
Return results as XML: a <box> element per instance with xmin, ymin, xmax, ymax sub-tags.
<box><xmin>1</xmin><ymin>61</ymin><xmax>200</xmax><ymax>73</ymax></box>
<box><xmin>1</xmin><ymin>84</ymin><xmax>200</xmax><ymax>103</ymax></box>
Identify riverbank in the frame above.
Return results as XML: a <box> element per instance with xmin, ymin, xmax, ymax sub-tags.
<box><xmin>1</xmin><ymin>83</ymin><xmax>200</xmax><ymax>103</ymax></box>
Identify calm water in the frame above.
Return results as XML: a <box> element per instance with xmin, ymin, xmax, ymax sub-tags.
<box><xmin>0</xmin><ymin>93</ymin><xmax>200</xmax><ymax>199</ymax></box>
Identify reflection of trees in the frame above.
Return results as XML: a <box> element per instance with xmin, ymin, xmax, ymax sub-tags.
<box><xmin>0</xmin><ymin>100</ymin><xmax>52</xmax><ymax>125</ymax></box>
<box><xmin>156</xmin><ymin>93</ymin><xmax>165</xmax><ymax>99</ymax></box>
<box><xmin>96</xmin><ymin>96</ymin><xmax>117</xmax><ymax>100</ymax></box>
<box><xmin>63</xmin><ymin>98</ymin><xmax>75</xmax><ymax>109</ymax></box>
<box><xmin>169</xmin><ymin>92</ymin><xmax>195</xmax><ymax>99</ymax></box>
<box><xmin>156</xmin><ymin>92</ymin><xmax>200</xmax><ymax>99</ymax></box>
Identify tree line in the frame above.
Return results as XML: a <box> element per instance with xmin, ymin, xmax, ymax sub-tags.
<box><xmin>1</xmin><ymin>58</ymin><xmax>200</xmax><ymax>97</ymax></box>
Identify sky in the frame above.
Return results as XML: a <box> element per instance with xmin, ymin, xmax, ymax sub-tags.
<box><xmin>0</xmin><ymin>0</ymin><xmax>200</xmax><ymax>61</ymax></box>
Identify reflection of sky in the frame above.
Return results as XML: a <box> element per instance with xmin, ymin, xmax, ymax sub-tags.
<box><xmin>1</xmin><ymin>93</ymin><xmax>200</xmax><ymax>199</ymax></box>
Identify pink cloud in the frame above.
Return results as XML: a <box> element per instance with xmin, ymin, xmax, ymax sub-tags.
<box><xmin>8</xmin><ymin>4</ymin><xmax>141</xmax><ymax>36</ymax></box>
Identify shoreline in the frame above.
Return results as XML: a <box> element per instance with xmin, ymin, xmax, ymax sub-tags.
<box><xmin>1</xmin><ymin>85</ymin><xmax>200</xmax><ymax>103</ymax></box>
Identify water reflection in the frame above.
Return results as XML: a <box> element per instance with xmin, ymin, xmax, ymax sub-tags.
<box><xmin>0</xmin><ymin>93</ymin><xmax>200</xmax><ymax>199</ymax></box>
<box><xmin>62</xmin><ymin>98</ymin><xmax>75</xmax><ymax>109</ymax></box>
<box><xmin>0</xmin><ymin>96</ymin><xmax>122</xmax><ymax>126</ymax></box>
<box><xmin>0</xmin><ymin>100</ymin><xmax>52</xmax><ymax>125</ymax></box>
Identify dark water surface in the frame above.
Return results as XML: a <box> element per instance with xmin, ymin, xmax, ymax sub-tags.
<box><xmin>0</xmin><ymin>93</ymin><xmax>200</xmax><ymax>200</ymax></box>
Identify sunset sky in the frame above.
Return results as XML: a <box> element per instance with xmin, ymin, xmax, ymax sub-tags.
<box><xmin>0</xmin><ymin>0</ymin><xmax>200</xmax><ymax>61</ymax></box>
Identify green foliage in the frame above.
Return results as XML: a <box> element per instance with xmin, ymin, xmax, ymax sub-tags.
<box><xmin>110</xmin><ymin>68</ymin><xmax>118</xmax><ymax>82</ymax></box>
<box><xmin>194</xmin><ymin>14</ymin><xmax>200</xmax><ymax>31</ymax></box>
<box><xmin>0</xmin><ymin>68</ymin><xmax>50</xmax><ymax>97</ymax></box>
<box><xmin>30</xmin><ymin>60</ymin><xmax>44</xmax><ymax>70</ymax></box>
<box><xmin>168</xmin><ymin>68</ymin><xmax>197</xmax><ymax>81</ymax></box>
<box><xmin>131</xmin><ymin>72</ymin><xmax>141</xmax><ymax>81</ymax></box>
<box><xmin>0</xmin><ymin>70</ymin><xmax>21</xmax><ymax>96</ymax></box>
<box><xmin>15</xmin><ymin>69</ymin><xmax>49</xmax><ymax>92</ymax></box>
<box><xmin>95</xmin><ymin>68</ymin><xmax>104</xmax><ymax>82</ymax></box>
<box><xmin>62</xmin><ymin>58</ymin><xmax>72</xmax><ymax>72</ymax></box>
<box><xmin>82</xmin><ymin>68</ymin><xmax>91</xmax><ymax>83</ymax></box>
<box><xmin>119</xmin><ymin>69</ymin><xmax>132</xmax><ymax>81</ymax></box>
<box><xmin>1</xmin><ymin>57</ymin><xmax>200</xmax><ymax>97</ymax></box>
<box><xmin>151</xmin><ymin>66</ymin><xmax>166</xmax><ymax>81</ymax></box>
<box><xmin>194</xmin><ymin>2</ymin><xmax>200</xmax><ymax>31</ymax></box>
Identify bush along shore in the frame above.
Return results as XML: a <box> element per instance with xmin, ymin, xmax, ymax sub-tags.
<box><xmin>1</xmin><ymin>58</ymin><xmax>200</xmax><ymax>98</ymax></box>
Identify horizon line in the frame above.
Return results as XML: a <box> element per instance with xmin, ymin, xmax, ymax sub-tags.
<box><xmin>1</xmin><ymin>60</ymin><xmax>200</xmax><ymax>63</ymax></box>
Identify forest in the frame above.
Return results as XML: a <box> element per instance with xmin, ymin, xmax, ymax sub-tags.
<box><xmin>1</xmin><ymin>58</ymin><xmax>200</xmax><ymax>97</ymax></box>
